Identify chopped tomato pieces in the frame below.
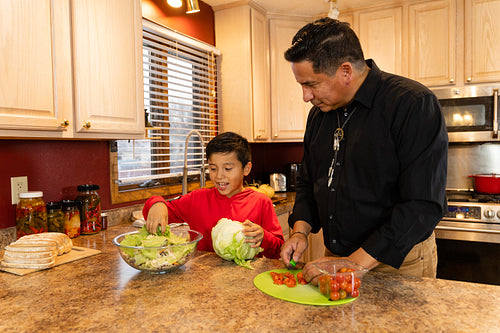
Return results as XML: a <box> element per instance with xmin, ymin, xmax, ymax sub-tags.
<box><xmin>270</xmin><ymin>271</ymin><xmax>308</xmax><ymax>287</ymax></box>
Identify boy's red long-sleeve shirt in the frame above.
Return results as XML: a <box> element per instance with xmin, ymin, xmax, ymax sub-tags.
<box><xmin>142</xmin><ymin>188</ymin><xmax>284</xmax><ymax>259</ymax></box>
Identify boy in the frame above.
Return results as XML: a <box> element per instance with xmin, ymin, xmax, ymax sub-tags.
<box><xmin>143</xmin><ymin>132</ymin><xmax>284</xmax><ymax>259</ymax></box>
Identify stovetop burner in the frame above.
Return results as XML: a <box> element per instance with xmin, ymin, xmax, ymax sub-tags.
<box><xmin>446</xmin><ymin>189</ymin><xmax>500</xmax><ymax>204</ymax></box>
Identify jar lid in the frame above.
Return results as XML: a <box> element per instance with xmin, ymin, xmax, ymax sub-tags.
<box><xmin>77</xmin><ymin>184</ymin><xmax>93</xmax><ymax>191</ymax></box>
<box><xmin>77</xmin><ymin>184</ymin><xmax>100</xmax><ymax>191</ymax></box>
<box><xmin>19</xmin><ymin>191</ymin><xmax>43</xmax><ymax>198</ymax></box>
<box><xmin>47</xmin><ymin>201</ymin><xmax>62</xmax><ymax>209</ymax></box>
<box><xmin>62</xmin><ymin>199</ymin><xmax>77</xmax><ymax>208</ymax></box>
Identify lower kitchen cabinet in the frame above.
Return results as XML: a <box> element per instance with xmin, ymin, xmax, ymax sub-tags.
<box><xmin>301</xmin><ymin>229</ymin><xmax>325</xmax><ymax>263</ymax></box>
<box><xmin>276</xmin><ymin>211</ymin><xmax>290</xmax><ymax>241</ymax></box>
<box><xmin>0</xmin><ymin>0</ymin><xmax>144</xmax><ymax>139</ymax></box>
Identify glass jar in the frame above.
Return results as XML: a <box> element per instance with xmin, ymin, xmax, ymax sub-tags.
<box><xmin>62</xmin><ymin>200</ymin><xmax>81</xmax><ymax>238</ymax></box>
<box><xmin>76</xmin><ymin>184</ymin><xmax>102</xmax><ymax>234</ymax></box>
<box><xmin>15</xmin><ymin>191</ymin><xmax>47</xmax><ymax>239</ymax></box>
<box><xmin>47</xmin><ymin>201</ymin><xmax>64</xmax><ymax>233</ymax></box>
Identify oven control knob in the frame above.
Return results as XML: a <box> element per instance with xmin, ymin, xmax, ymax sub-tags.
<box><xmin>497</xmin><ymin>210</ymin><xmax>500</xmax><ymax>219</ymax></box>
<box><xmin>484</xmin><ymin>209</ymin><xmax>495</xmax><ymax>219</ymax></box>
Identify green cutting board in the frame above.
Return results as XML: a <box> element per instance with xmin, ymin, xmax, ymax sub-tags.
<box><xmin>253</xmin><ymin>269</ymin><xmax>358</xmax><ymax>306</ymax></box>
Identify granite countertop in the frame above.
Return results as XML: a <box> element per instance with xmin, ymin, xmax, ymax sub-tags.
<box><xmin>1</xmin><ymin>224</ymin><xmax>499</xmax><ymax>332</ymax></box>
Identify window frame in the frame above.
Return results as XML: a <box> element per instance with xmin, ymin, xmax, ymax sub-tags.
<box><xmin>110</xmin><ymin>19</ymin><xmax>220</xmax><ymax>205</ymax></box>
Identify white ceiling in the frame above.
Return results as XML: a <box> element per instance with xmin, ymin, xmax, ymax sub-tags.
<box><xmin>202</xmin><ymin>0</ymin><xmax>386</xmax><ymax>17</ymax></box>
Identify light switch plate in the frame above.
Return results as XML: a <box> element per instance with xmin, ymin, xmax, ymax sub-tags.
<box><xmin>11</xmin><ymin>176</ymin><xmax>28</xmax><ymax>205</ymax></box>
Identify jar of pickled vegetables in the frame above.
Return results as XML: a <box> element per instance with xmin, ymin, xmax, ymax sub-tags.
<box><xmin>47</xmin><ymin>201</ymin><xmax>64</xmax><ymax>233</ymax></box>
<box><xmin>15</xmin><ymin>191</ymin><xmax>47</xmax><ymax>239</ymax></box>
<box><xmin>76</xmin><ymin>184</ymin><xmax>101</xmax><ymax>235</ymax></box>
<box><xmin>62</xmin><ymin>200</ymin><xmax>80</xmax><ymax>238</ymax></box>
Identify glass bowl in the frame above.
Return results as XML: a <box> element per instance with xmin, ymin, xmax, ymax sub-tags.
<box><xmin>113</xmin><ymin>228</ymin><xmax>203</xmax><ymax>274</ymax></box>
<box><xmin>314</xmin><ymin>259</ymin><xmax>368</xmax><ymax>301</ymax></box>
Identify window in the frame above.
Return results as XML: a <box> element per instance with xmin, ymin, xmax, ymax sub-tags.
<box><xmin>110</xmin><ymin>19</ymin><xmax>220</xmax><ymax>204</ymax></box>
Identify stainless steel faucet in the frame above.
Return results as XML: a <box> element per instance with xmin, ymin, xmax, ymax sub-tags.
<box><xmin>182</xmin><ymin>130</ymin><xmax>206</xmax><ymax>195</ymax></box>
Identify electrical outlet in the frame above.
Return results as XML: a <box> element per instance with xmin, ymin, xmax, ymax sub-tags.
<box><xmin>11</xmin><ymin>176</ymin><xmax>28</xmax><ymax>205</ymax></box>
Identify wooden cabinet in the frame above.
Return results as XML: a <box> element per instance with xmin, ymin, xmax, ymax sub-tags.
<box><xmin>301</xmin><ymin>229</ymin><xmax>325</xmax><ymax>263</ymax></box>
<box><xmin>408</xmin><ymin>0</ymin><xmax>456</xmax><ymax>86</ymax></box>
<box><xmin>350</xmin><ymin>0</ymin><xmax>500</xmax><ymax>87</ymax></box>
<box><xmin>0</xmin><ymin>0</ymin><xmax>144</xmax><ymax>139</ymax></box>
<box><xmin>464</xmin><ymin>0</ymin><xmax>500</xmax><ymax>84</ymax></box>
<box><xmin>269</xmin><ymin>17</ymin><xmax>311</xmax><ymax>141</ymax></box>
<box><xmin>358</xmin><ymin>6</ymin><xmax>403</xmax><ymax>76</ymax></box>
<box><xmin>277</xmin><ymin>211</ymin><xmax>290</xmax><ymax>241</ymax></box>
<box><xmin>215</xmin><ymin>4</ymin><xmax>270</xmax><ymax>141</ymax></box>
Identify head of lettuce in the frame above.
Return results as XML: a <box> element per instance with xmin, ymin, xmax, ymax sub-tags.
<box><xmin>211</xmin><ymin>218</ymin><xmax>263</xmax><ymax>269</ymax></box>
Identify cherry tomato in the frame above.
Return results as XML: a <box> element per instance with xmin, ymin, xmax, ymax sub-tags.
<box><xmin>354</xmin><ymin>277</ymin><xmax>361</xmax><ymax>289</ymax></box>
<box><xmin>339</xmin><ymin>281</ymin><xmax>348</xmax><ymax>291</ymax></box>
<box><xmin>339</xmin><ymin>267</ymin><xmax>348</xmax><ymax>273</ymax></box>
<box><xmin>345</xmin><ymin>274</ymin><xmax>352</xmax><ymax>283</ymax></box>
<box><xmin>345</xmin><ymin>283</ymin><xmax>353</xmax><ymax>294</ymax></box>
<box><xmin>319</xmin><ymin>282</ymin><xmax>328</xmax><ymax>295</ymax></box>
<box><xmin>351</xmin><ymin>289</ymin><xmax>360</xmax><ymax>298</ymax></box>
<box><xmin>330</xmin><ymin>291</ymin><xmax>340</xmax><ymax>301</ymax></box>
<box><xmin>329</xmin><ymin>280</ymin><xmax>340</xmax><ymax>292</ymax></box>
<box><xmin>339</xmin><ymin>290</ymin><xmax>347</xmax><ymax>299</ymax></box>
<box><xmin>335</xmin><ymin>274</ymin><xmax>345</xmax><ymax>283</ymax></box>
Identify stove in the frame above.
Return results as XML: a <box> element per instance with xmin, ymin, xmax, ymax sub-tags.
<box><xmin>435</xmin><ymin>190</ymin><xmax>500</xmax><ymax>243</ymax></box>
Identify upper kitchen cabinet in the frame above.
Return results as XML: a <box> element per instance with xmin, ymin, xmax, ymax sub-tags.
<box><xmin>269</xmin><ymin>17</ymin><xmax>311</xmax><ymax>141</ymax></box>
<box><xmin>408</xmin><ymin>0</ymin><xmax>456</xmax><ymax>86</ymax></box>
<box><xmin>214</xmin><ymin>4</ymin><xmax>270</xmax><ymax>141</ymax></box>
<box><xmin>0</xmin><ymin>0</ymin><xmax>71</xmax><ymax>136</ymax></box>
<box><xmin>0</xmin><ymin>0</ymin><xmax>144</xmax><ymax>139</ymax></box>
<box><xmin>357</xmin><ymin>6</ymin><xmax>403</xmax><ymax>76</ymax></box>
<box><xmin>70</xmin><ymin>0</ymin><xmax>144</xmax><ymax>138</ymax></box>
<box><xmin>464</xmin><ymin>0</ymin><xmax>500</xmax><ymax>84</ymax></box>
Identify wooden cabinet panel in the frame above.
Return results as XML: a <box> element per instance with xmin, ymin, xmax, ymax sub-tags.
<box><xmin>250</xmin><ymin>8</ymin><xmax>271</xmax><ymax>141</ymax></box>
<box><xmin>408</xmin><ymin>0</ymin><xmax>456</xmax><ymax>86</ymax></box>
<box><xmin>358</xmin><ymin>7</ymin><xmax>403</xmax><ymax>75</ymax></box>
<box><xmin>71</xmin><ymin>0</ymin><xmax>144</xmax><ymax>137</ymax></box>
<box><xmin>0</xmin><ymin>0</ymin><xmax>69</xmax><ymax>134</ymax></box>
<box><xmin>215</xmin><ymin>5</ymin><xmax>270</xmax><ymax>142</ymax></box>
<box><xmin>269</xmin><ymin>18</ymin><xmax>311</xmax><ymax>141</ymax></box>
<box><xmin>465</xmin><ymin>0</ymin><xmax>500</xmax><ymax>84</ymax></box>
<box><xmin>277</xmin><ymin>212</ymin><xmax>290</xmax><ymax>241</ymax></box>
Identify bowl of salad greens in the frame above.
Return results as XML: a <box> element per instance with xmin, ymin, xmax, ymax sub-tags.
<box><xmin>113</xmin><ymin>225</ymin><xmax>202</xmax><ymax>274</ymax></box>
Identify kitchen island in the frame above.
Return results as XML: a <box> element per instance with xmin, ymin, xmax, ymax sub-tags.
<box><xmin>1</xmin><ymin>224</ymin><xmax>499</xmax><ymax>332</ymax></box>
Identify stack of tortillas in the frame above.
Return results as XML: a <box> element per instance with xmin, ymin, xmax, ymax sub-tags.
<box><xmin>1</xmin><ymin>232</ymin><xmax>72</xmax><ymax>269</ymax></box>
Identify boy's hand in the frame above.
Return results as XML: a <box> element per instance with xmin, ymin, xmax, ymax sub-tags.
<box><xmin>242</xmin><ymin>220</ymin><xmax>264</xmax><ymax>248</ymax></box>
<box><xmin>146</xmin><ymin>202</ymin><xmax>168</xmax><ymax>234</ymax></box>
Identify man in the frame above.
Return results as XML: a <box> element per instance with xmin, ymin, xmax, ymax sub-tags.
<box><xmin>280</xmin><ymin>18</ymin><xmax>448</xmax><ymax>282</ymax></box>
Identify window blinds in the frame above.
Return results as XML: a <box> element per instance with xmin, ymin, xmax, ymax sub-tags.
<box><xmin>116</xmin><ymin>19</ymin><xmax>220</xmax><ymax>186</ymax></box>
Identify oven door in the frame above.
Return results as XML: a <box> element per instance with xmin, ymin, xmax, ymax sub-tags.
<box><xmin>433</xmin><ymin>85</ymin><xmax>500</xmax><ymax>142</ymax></box>
<box><xmin>435</xmin><ymin>220</ymin><xmax>500</xmax><ymax>243</ymax></box>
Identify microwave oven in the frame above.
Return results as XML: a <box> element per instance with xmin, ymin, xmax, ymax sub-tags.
<box><xmin>432</xmin><ymin>85</ymin><xmax>499</xmax><ymax>143</ymax></box>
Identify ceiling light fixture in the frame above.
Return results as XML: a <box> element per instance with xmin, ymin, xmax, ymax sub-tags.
<box><xmin>186</xmin><ymin>0</ymin><xmax>200</xmax><ymax>14</ymax></box>
<box><xmin>327</xmin><ymin>0</ymin><xmax>339</xmax><ymax>19</ymax></box>
<box><xmin>167</xmin><ymin>0</ymin><xmax>182</xmax><ymax>9</ymax></box>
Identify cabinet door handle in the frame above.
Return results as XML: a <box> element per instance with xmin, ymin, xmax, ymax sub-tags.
<box><xmin>60</xmin><ymin>119</ymin><xmax>69</xmax><ymax>127</ymax></box>
<box><xmin>83</xmin><ymin>121</ymin><xmax>91</xmax><ymax>129</ymax></box>
<box><xmin>449</xmin><ymin>78</ymin><xmax>454</xmax><ymax>83</ymax></box>
<box><xmin>493</xmin><ymin>89</ymin><xmax>498</xmax><ymax>139</ymax></box>
<box><xmin>466</xmin><ymin>77</ymin><xmax>472</xmax><ymax>82</ymax></box>
<box><xmin>274</xmin><ymin>133</ymin><xmax>278</xmax><ymax>138</ymax></box>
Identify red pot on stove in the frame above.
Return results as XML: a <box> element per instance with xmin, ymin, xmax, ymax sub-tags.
<box><xmin>468</xmin><ymin>174</ymin><xmax>500</xmax><ymax>194</ymax></box>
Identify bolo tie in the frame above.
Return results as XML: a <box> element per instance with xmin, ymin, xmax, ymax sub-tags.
<box><xmin>327</xmin><ymin>106</ymin><xmax>358</xmax><ymax>188</ymax></box>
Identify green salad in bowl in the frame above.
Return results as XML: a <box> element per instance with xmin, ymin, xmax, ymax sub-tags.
<box><xmin>113</xmin><ymin>225</ymin><xmax>202</xmax><ymax>274</ymax></box>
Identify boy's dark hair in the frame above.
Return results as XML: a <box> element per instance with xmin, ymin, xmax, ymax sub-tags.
<box><xmin>206</xmin><ymin>132</ymin><xmax>251</xmax><ymax>167</ymax></box>
<box><xmin>284</xmin><ymin>17</ymin><xmax>365</xmax><ymax>75</ymax></box>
